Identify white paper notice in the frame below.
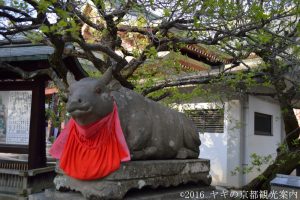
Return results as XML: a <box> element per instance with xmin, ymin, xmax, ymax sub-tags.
<box><xmin>6</xmin><ymin>91</ymin><xmax>32</xmax><ymax>145</ymax></box>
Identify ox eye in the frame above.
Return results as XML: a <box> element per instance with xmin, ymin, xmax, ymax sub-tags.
<box><xmin>95</xmin><ymin>87</ymin><xmax>101</xmax><ymax>94</ymax></box>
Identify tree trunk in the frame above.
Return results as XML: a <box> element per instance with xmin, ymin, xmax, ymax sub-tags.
<box><xmin>243</xmin><ymin>150</ymin><xmax>300</xmax><ymax>191</ymax></box>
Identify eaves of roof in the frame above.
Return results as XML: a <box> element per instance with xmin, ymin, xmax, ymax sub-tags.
<box><xmin>0</xmin><ymin>44</ymin><xmax>54</xmax><ymax>62</ymax></box>
<box><xmin>0</xmin><ymin>42</ymin><xmax>88</xmax><ymax>80</ymax></box>
<box><xmin>182</xmin><ymin>44</ymin><xmax>234</xmax><ymax>64</ymax></box>
<box><xmin>142</xmin><ymin>51</ymin><xmax>211</xmax><ymax>73</ymax></box>
<box><xmin>168</xmin><ymin>52</ymin><xmax>211</xmax><ymax>71</ymax></box>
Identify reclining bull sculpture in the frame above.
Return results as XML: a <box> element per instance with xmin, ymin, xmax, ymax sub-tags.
<box><xmin>65</xmin><ymin>68</ymin><xmax>200</xmax><ymax>160</ymax></box>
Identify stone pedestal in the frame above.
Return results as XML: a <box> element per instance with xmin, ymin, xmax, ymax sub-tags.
<box><xmin>54</xmin><ymin>159</ymin><xmax>211</xmax><ymax>200</ymax></box>
<box><xmin>270</xmin><ymin>174</ymin><xmax>300</xmax><ymax>200</ymax></box>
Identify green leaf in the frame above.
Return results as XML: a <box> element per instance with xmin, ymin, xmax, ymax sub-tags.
<box><xmin>56</xmin><ymin>8</ymin><xmax>69</xmax><ymax>19</ymax></box>
<box><xmin>193</xmin><ymin>16</ymin><xmax>201</xmax><ymax>28</ymax></box>
<box><xmin>94</xmin><ymin>0</ymin><xmax>105</xmax><ymax>10</ymax></box>
<box><xmin>58</xmin><ymin>19</ymin><xmax>68</xmax><ymax>27</ymax></box>
<box><xmin>145</xmin><ymin>46</ymin><xmax>158</xmax><ymax>59</ymax></box>
<box><xmin>149</xmin><ymin>0</ymin><xmax>154</xmax><ymax>6</ymax></box>
<box><xmin>40</xmin><ymin>25</ymin><xmax>50</xmax><ymax>33</ymax></box>
<box><xmin>37</xmin><ymin>0</ymin><xmax>52</xmax><ymax>13</ymax></box>
<box><xmin>50</xmin><ymin>25</ymin><xmax>57</xmax><ymax>32</ymax></box>
<box><xmin>163</xmin><ymin>9</ymin><xmax>171</xmax><ymax>17</ymax></box>
<box><xmin>137</xmin><ymin>16</ymin><xmax>147</xmax><ymax>27</ymax></box>
<box><xmin>26</xmin><ymin>32</ymin><xmax>44</xmax><ymax>44</ymax></box>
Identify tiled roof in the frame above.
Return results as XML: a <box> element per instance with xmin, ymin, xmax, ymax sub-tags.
<box><xmin>182</xmin><ymin>44</ymin><xmax>233</xmax><ymax>64</ymax></box>
<box><xmin>0</xmin><ymin>41</ymin><xmax>87</xmax><ymax>79</ymax></box>
<box><xmin>167</xmin><ymin>52</ymin><xmax>211</xmax><ymax>71</ymax></box>
<box><xmin>0</xmin><ymin>44</ymin><xmax>54</xmax><ymax>61</ymax></box>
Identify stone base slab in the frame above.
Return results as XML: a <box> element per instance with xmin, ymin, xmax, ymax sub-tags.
<box><xmin>29</xmin><ymin>184</ymin><xmax>221</xmax><ymax>200</ymax></box>
<box><xmin>54</xmin><ymin>159</ymin><xmax>211</xmax><ymax>200</ymax></box>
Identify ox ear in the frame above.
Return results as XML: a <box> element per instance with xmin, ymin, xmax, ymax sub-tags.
<box><xmin>67</xmin><ymin>72</ymin><xmax>77</xmax><ymax>86</ymax></box>
<box><xmin>100</xmin><ymin>67</ymin><xmax>113</xmax><ymax>85</ymax></box>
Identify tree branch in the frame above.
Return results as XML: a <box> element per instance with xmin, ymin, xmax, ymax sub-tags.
<box><xmin>122</xmin><ymin>54</ymin><xmax>147</xmax><ymax>79</ymax></box>
<box><xmin>0</xmin><ymin>5</ymin><xmax>32</xmax><ymax>17</ymax></box>
<box><xmin>24</xmin><ymin>0</ymin><xmax>50</xmax><ymax>26</ymax></box>
<box><xmin>74</xmin><ymin>39</ymin><xmax>107</xmax><ymax>73</ymax></box>
<box><xmin>0</xmin><ymin>62</ymin><xmax>68</xmax><ymax>94</ymax></box>
<box><xmin>141</xmin><ymin>74</ymin><xmax>212</xmax><ymax>96</ymax></box>
<box><xmin>0</xmin><ymin>24</ymin><xmax>40</xmax><ymax>36</ymax></box>
<box><xmin>109</xmin><ymin>0</ymin><xmax>135</xmax><ymax>24</ymax></box>
<box><xmin>0</xmin><ymin>11</ymin><xmax>35</xmax><ymax>22</ymax></box>
<box><xmin>148</xmin><ymin>91</ymin><xmax>172</xmax><ymax>101</ymax></box>
<box><xmin>69</xmin><ymin>3</ymin><xmax>105</xmax><ymax>31</ymax></box>
<box><xmin>85</xmin><ymin>43</ymin><xmax>127</xmax><ymax>66</ymax></box>
<box><xmin>118</xmin><ymin>25</ymin><xmax>158</xmax><ymax>35</ymax></box>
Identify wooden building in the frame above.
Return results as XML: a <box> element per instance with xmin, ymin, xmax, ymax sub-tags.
<box><xmin>0</xmin><ymin>41</ymin><xmax>86</xmax><ymax>196</ymax></box>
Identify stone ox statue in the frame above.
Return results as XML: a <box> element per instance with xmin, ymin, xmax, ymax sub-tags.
<box><xmin>66</xmin><ymin>68</ymin><xmax>200</xmax><ymax>160</ymax></box>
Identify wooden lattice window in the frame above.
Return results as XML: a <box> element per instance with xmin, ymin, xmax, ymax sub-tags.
<box><xmin>185</xmin><ymin>109</ymin><xmax>224</xmax><ymax>133</ymax></box>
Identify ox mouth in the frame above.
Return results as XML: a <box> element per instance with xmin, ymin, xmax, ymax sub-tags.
<box><xmin>67</xmin><ymin>104</ymin><xmax>92</xmax><ymax>115</ymax></box>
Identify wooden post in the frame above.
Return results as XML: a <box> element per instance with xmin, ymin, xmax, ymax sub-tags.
<box><xmin>28</xmin><ymin>79</ymin><xmax>46</xmax><ymax>169</ymax></box>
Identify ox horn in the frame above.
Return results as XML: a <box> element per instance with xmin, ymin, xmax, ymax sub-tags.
<box><xmin>100</xmin><ymin>67</ymin><xmax>113</xmax><ymax>85</ymax></box>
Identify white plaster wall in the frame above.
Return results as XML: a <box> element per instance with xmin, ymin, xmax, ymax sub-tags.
<box><xmin>200</xmin><ymin>131</ymin><xmax>228</xmax><ymax>185</ymax></box>
<box><xmin>243</xmin><ymin>95</ymin><xmax>282</xmax><ymax>184</ymax></box>
<box><xmin>179</xmin><ymin>97</ymin><xmax>283</xmax><ymax>187</ymax></box>
<box><xmin>225</xmin><ymin>100</ymin><xmax>243</xmax><ymax>188</ymax></box>
<box><xmin>179</xmin><ymin>101</ymin><xmax>244</xmax><ymax>187</ymax></box>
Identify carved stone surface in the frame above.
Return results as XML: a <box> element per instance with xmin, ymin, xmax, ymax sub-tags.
<box><xmin>54</xmin><ymin>159</ymin><xmax>211</xmax><ymax>200</ymax></box>
<box><xmin>29</xmin><ymin>185</ymin><xmax>220</xmax><ymax>200</ymax></box>
<box><xmin>66</xmin><ymin>68</ymin><xmax>200</xmax><ymax>160</ymax></box>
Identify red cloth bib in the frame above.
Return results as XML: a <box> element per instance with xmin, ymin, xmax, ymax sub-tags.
<box><xmin>49</xmin><ymin>103</ymin><xmax>130</xmax><ymax>180</ymax></box>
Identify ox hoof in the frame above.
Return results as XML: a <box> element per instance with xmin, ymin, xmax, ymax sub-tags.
<box><xmin>176</xmin><ymin>148</ymin><xmax>198</xmax><ymax>159</ymax></box>
<box><xmin>131</xmin><ymin>146</ymin><xmax>158</xmax><ymax>160</ymax></box>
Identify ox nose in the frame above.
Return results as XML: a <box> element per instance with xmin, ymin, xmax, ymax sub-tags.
<box><xmin>67</xmin><ymin>98</ymin><xmax>82</xmax><ymax>106</ymax></box>
<box><xmin>66</xmin><ymin>98</ymin><xmax>84</xmax><ymax>112</ymax></box>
